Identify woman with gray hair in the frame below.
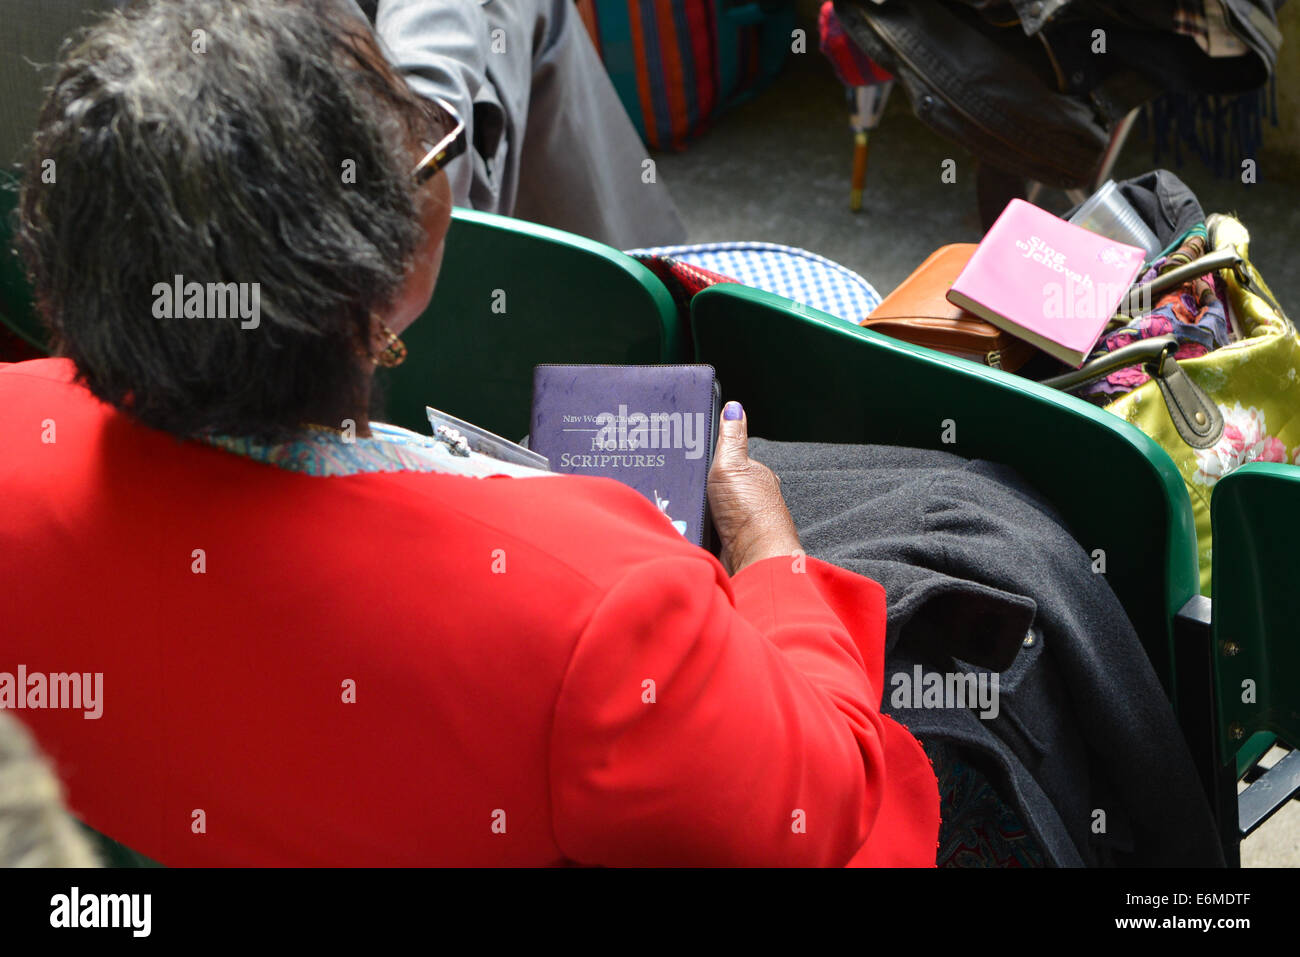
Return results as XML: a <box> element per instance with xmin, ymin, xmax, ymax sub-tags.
<box><xmin>0</xmin><ymin>0</ymin><xmax>941</xmax><ymax>866</ymax></box>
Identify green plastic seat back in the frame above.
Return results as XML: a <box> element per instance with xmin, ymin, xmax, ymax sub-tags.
<box><xmin>1211</xmin><ymin>462</ymin><xmax>1300</xmax><ymax>765</ymax></box>
<box><xmin>691</xmin><ymin>284</ymin><xmax>1199</xmax><ymax>695</ymax></box>
<box><xmin>77</xmin><ymin>822</ymin><xmax>162</xmax><ymax>868</ymax></box>
<box><xmin>379</xmin><ymin>208</ymin><xmax>684</xmax><ymax>439</ymax></box>
<box><xmin>0</xmin><ymin>176</ymin><xmax>48</xmax><ymax>353</ymax></box>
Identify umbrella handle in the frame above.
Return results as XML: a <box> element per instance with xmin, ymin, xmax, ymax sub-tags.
<box><xmin>850</xmin><ymin>132</ymin><xmax>869</xmax><ymax>212</ymax></box>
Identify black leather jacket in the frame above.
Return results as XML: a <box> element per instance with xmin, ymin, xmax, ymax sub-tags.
<box><xmin>834</xmin><ymin>0</ymin><xmax>1285</xmax><ymax>187</ymax></box>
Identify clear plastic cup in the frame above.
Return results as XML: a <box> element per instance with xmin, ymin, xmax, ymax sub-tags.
<box><xmin>1068</xmin><ymin>180</ymin><xmax>1162</xmax><ymax>260</ymax></box>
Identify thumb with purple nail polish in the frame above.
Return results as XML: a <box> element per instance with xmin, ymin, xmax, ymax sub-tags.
<box><xmin>707</xmin><ymin>401</ymin><xmax>802</xmax><ymax>575</ymax></box>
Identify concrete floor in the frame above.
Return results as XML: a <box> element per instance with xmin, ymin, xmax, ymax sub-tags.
<box><xmin>656</xmin><ymin>51</ymin><xmax>1299</xmax><ymax>868</ymax></box>
<box><xmin>1241</xmin><ymin>747</ymin><xmax>1300</xmax><ymax>866</ymax></box>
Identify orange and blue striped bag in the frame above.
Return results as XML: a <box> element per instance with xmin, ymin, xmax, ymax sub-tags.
<box><xmin>577</xmin><ymin>0</ymin><xmax>794</xmax><ymax>151</ymax></box>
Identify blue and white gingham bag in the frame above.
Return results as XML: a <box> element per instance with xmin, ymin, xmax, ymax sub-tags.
<box><xmin>626</xmin><ymin>241</ymin><xmax>881</xmax><ymax>324</ymax></box>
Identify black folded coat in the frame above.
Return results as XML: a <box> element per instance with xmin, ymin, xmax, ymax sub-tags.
<box><xmin>750</xmin><ymin>438</ymin><xmax>1224</xmax><ymax>867</ymax></box>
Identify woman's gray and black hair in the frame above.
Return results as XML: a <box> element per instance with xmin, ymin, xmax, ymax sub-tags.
<box><xmin>16</xmin><ymin>0</ymin><xmax>440</xmax><ymax>438</ymax></box>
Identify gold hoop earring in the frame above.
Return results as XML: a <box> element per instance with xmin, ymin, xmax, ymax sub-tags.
<box><xmin>363</xmin><ymin>320</ymin><xmax>407</xmax><ymax>368</ymax></box>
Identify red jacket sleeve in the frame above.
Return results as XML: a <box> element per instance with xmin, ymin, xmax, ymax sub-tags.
<box><xmin>549</xmin><ymin>551</ymin><xmax>938</xmax><ymax>866</ymax></box>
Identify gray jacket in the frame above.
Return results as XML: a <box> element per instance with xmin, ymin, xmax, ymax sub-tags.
<box><xmin>372</xmin><ymin>0</ymin><xmax>686</xmax><ymax>247</ymax></box>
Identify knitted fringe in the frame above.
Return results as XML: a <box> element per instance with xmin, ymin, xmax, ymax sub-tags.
<box><xmin>1140</xmin><ymin>77</ymin><xmax>1278</xmax><ymax>180</ymax></box>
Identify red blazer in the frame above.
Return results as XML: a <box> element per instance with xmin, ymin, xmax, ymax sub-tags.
<box><xmin>0</xmin><ymin>358</ymin><xmax>938</xmax><ymax>866</ymax></box>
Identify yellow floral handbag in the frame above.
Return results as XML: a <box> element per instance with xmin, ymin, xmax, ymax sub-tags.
<box><xmin>1089</xmin><ymin>214</ymin><xmax>1299</xmax><ymax>593</ymax></box>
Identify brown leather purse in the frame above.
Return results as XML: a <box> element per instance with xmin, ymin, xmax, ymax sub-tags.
<box><xmin>861</xmin><ymin>244</ymin><xmax>1036</xmax><ymax>372</ymax></box>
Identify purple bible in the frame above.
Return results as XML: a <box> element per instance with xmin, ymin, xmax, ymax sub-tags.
<box><xmin>529</xmin><ymin>365</ymin><xmax>721</xmax><ymax>547</ymax></box>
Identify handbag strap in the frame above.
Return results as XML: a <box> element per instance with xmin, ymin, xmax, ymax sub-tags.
<box><xmin>1204</xmin><ymin>214</ymin><xmax>1290</xmax><ymax>325</ymax></box>
<box><xmin>1040</xmin><ymin>336</ymin><xmax>1178</xmax><ymax>391</ymax></box>
<box><xmin>1039</xmin><ymin>220</ymin><xmax>1294</xmax><ymax>450</ymax></box>
<box><xmin>1043</xmin><ymin>335</ymin><xmax>1225</xmax><ymax>449</ymax></box>
<box><xmin>1121</xmin><ymin>246</ymin><xmax>1242</xmax><ymax>316</ymax></box>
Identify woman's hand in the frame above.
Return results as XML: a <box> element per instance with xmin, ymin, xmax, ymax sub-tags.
<box><xmin>707</xmin><ymin>401</ymin><xmax>803</xmax><ymax>575</ymax></box>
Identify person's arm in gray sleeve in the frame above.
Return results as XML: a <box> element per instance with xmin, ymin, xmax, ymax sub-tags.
<box><xmin>373</xmin><ymin>0</ymin><xmax>490</xmax><ymax>208</ymax></box>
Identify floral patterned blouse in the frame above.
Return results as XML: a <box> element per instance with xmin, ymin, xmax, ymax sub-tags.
<box><xmin>204</xmin><ymin>422</ymin><xmax>553</xmax><ymax>479</ymax></box>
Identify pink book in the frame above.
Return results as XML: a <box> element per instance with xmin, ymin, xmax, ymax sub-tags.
<box><xmin>946</xmin><ymin>198</ymin><xmax>1146</xmax><ymax>367</ymax></box>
